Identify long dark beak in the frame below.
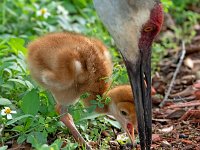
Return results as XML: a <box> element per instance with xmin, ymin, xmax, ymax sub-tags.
<box><xmin>122</xmin><ymin>50</ymin><xmax>152</xmax><ymax>150</ymax></box>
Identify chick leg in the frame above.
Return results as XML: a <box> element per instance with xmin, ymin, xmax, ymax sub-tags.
<box><xmin>56</xmin><ymin>105</ymin><xmax>92</xmax><ymax>150</ymax></box>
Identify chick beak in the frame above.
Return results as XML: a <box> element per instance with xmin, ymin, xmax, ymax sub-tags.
<box><xmin>122</xmin><ymin>50</ymin><xmax>152</xmax><ymax>150</ymax></box>
<box><xmin>125</xmin><ymin>123</ymin><xmax>135</xmax><ymax>145</ymax></box>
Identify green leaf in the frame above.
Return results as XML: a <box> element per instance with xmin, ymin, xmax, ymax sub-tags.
<box><xmin>86</xmin><ymin>105</ymin><xmax>96</xmax><ymax>113</ymax></box>
<box><xmin>96</xmin><ymin>95</ymin><xmax>102</xmax><ymax>100</ymax></box>
<box><xmin>21</xmin><ymin>89</ymin><xmax>40</xmax><ymax>115</ymax></box>
<box><xmin>8</xmin><ymin>78</ymin><xmax>26</xmax><ymax>86</ymax></box>
<box><xmin>64</xmin><ymin>2</ymin><xmax>77</xmax><ymax>13</ymax></box>
<box><xmin>98</xmin><ymin>102</ymin><xmax>104</xmax><ymax>108</ymax></box>
<box><xmin>105</xmin><ymin>97</ymin><xmax>111</xmax><ymax>104</ymax></box>
<box><xmin>3</xmin><ymin>68</ymin><xmax>12</xmax><ymax>78</ymax></box>
<box><xmin>63</xmin><ymin>139</ymin><xmax>78</xmax><ymax>150</ymax></box>
<box><xmin>1</xmin><ymin>83</ymin><xmax>14</xmax><ymax>91</ymax></box>
<box><xmin>80</xmin><ymin>92</ymin><xmax>90</xmax><ymax>99</ymax></box>
<box><xmin>24</xmin><ymin>118</ymin><xmax>33</xmax><ymax>131</ymax></box>
<box><xmin>104</xmin><ymin>117</ymin><xmax>121</xmax><ymax>129</ymax></box>
<box><xmin>72</xmin><ymin>109</ymin><xmax>81</xmax><ymax>121</ymax></box>
<box><xmin>90</xmin><ymin>100</ymin><xmax>97</xmax><ymax>105</ymax></box>
<box><xmin>37</xmin><ymin>139</ymin><xmax>64</xmax><ymax>150</ymax></box>
<box><xmin>0</xmin><ymin>146</ymin><xmax>8</xmax><ymax>150</ymax></box>
<box><xmin>27</xmin><ymin>134</ymin><xmax>38</xmax><ymax>148</ymax></box>
<box><xmin>6</xmin><ymin>114</ymin><xmax>33</xmax><ymax>125</ymax></box>
<box><xmin>27</xmin><ymin>132</ymin><xmax>47</xmax><ymax>148</ymax></box>
<box><xmin>17</xmin><ymin>134</ymin><xmax>27</xmax><ymax>144</ymax></box>
<box><xmin>50</xmin><ymin>139</ymin><xmax>63</xmax><ymax>149</ymax></box>
<box><xmin>24</xmin><ymin>80</ymin><xmax>34</xmax><ymax>90</ymax></box>
<box><xmin>7</xmin><ymin>38</ymin><xmax>27</xmax><ymax>54</ymax></box>
<box><xmin>45</xmin><ymin>91</ymin><xmax>55</xmax><ymax>105</ymax></box>
<box><xmin>0</xmin><ymin>98</ymin><xmax>12</xmax><ymax>105</ymax></box>
<box><xmin>80</xmin><ymin>112</ymin><xmax>100</xmax><ymax>121</ymax></box>
<box><xmin>12</xmin><ymin>125</ymin><xmax>24</xmax><ymax>132</ymax></box>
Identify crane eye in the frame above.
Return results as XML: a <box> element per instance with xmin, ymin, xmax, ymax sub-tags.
<box><xmin>120</xmin><ymin>110</ymin><xmax>128</xmax><ymax>116</ymax></box>
<box><xmin>144</xmin><ymin>26</ymin><xmax>153</xmax><ymax>32</ymax></box>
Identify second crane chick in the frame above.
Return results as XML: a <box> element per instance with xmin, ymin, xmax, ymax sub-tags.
<box><xmin>27</xmin><ymin>32</ymin><xmax>136</xmax><ymax>149</ymax></box>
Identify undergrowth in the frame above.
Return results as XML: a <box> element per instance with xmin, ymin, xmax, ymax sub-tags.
<box><xmin>0</xmin><ymin>0</ymin><xmax>199</xmax><ymax>149</ymax></box>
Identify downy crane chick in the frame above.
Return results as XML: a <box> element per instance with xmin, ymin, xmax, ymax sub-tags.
<box><xmin>27</xmin><ymin>32</ymin><xmax>136</xmax><ymax>149</ymax></box>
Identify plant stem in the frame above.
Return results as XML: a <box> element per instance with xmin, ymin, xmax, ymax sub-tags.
<box><xmin>159</xmin><ymin>41</ymin><xmax>186</xmax><ymax>107</ymax></box>
<box><xmin>2</xmin><ymin>0</ymin><xmax>6</xmax><ymax>25</ymax></box>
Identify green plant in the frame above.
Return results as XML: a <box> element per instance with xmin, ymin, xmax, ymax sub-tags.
<box><xmin>0</xmin><ymin>0</ymin><xmax>198</xmax><ymax>149</ymax></box>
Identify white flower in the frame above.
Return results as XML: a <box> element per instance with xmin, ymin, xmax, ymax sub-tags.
<box><xmin>1</xmin><ymin>107</ymin><xmax>17</xmax><ymax>120</ymax></box>
<box><xmin>36</xmin><ymin>8</ymin><xmax>50</xmax><ymax>19</ymax></box>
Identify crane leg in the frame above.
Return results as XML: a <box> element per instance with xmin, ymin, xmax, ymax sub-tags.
<box><xmin>56</xmin><ymin>104</ymin><xmax>92</xmax><ymax>150</ymax></box>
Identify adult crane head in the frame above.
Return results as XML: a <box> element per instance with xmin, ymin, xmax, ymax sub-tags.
<box><xmin>93</xmin><ymin>0</ymin><xmax>163</xmax><ymax>149</ymax></box>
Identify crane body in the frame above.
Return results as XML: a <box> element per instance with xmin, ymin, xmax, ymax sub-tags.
<box><xmin>94</xmin><ymin>0</ymin><xmax>164</xmax><ymax>149</ymax></box>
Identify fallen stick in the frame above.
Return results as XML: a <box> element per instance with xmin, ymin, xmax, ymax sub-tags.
<box><xmin>167</xmin><ymin>96</ymin><xmax>196</xmax><ymax>102</ymax></box>
<box><xmin>160</xmin><ymin>41</ymin><xmax>186</xmax><ymax>107</ymax></box>
<box><xmin>166</xmin><ymin>100</ymin><xmax>200</xmax><ymax>109</ymax></box>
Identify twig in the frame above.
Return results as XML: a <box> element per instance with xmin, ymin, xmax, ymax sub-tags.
<box><xmin>166</xmin><ymin>100</ymin><xmax>200</xmax><ymax>109</ymax></box>
<box><xmin>159</xmin><ymin>41</ymin><xmax>186</xmax><ymax>107</ymax></box>
<box><xmin>152</xmin><ymin>118</ymin><xmax>170</xmax><ymax>122</ymax></box>
<box><xmin>166</xmin><ymin>96</ymin><xmax>195</xmax><ymax>102</ymax></box>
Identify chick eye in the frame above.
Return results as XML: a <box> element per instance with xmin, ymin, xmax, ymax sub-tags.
<box><xmin>144</xmin><ymin>26</ymin><xmax>153</xmax><ymax>32</ymax></box>
<box><xmin>121</xmin><ymin>110</ymin><xmax>128</xmax><ymax>116</ymax></box>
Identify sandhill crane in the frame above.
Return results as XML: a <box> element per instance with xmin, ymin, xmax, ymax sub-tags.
<box><xmin>93</xmin><ymin>0</ymin><xmax>164</xmax><ymax>149</ymax></box>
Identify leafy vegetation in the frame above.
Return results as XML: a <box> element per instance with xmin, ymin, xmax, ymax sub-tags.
<box><xmin>0</xmin><ymin>0</ymin><xmax>199</xmax><ymax>149</ymax></box>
